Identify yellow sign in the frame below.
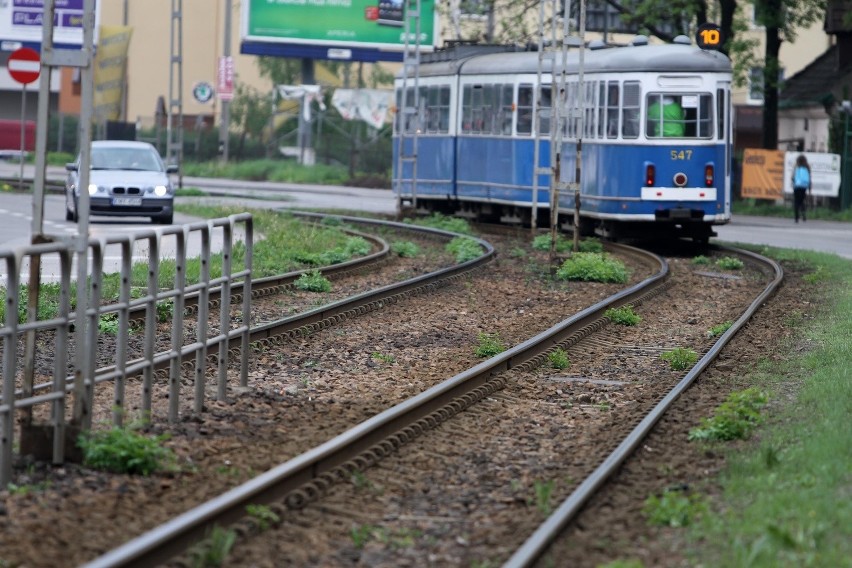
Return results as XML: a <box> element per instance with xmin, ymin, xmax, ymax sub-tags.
<box><xmin>94</xmin><ymin>25</ymin><xmax>133</xmax><ymax>121</ymax></box>
<box><xmin>696</xmin><ymin>23</ymin><xmax>723</xmax><ymax>50</ymax></box>
<box><xmin>741</xmin><ymin>148</ymin><xmax>785</xmax><ymax>199</ymax></box>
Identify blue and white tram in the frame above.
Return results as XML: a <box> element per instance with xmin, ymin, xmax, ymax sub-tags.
<box><xmin>393</xmin><ymin>37</ymin><xmax>733</xmax><ymax>242</ymax></box>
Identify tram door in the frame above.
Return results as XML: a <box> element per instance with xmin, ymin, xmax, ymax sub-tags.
<box><xmin>717</xmin><ymin>81</ymin><xmax>732</xmax><ymax>214</ymax></box>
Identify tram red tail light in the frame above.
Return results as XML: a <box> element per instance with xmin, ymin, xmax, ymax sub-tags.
<box><xmin>645</xmin><ymin>164</ymin><xmax>656</xmax><ymax>186</ymax></box>
<box><xmin>705</xmin><ymin>164</ymin><xmax>714</xmax><ymax>187</ymax></box>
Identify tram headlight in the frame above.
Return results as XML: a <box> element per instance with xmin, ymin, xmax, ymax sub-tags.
<box><xmin>645</xmin><ymin>163</ymin><xmax>656</xmax><ymax>186</ymax></box>
<box><xmin>705</xmin><ymin>164</ymin><xmax>715</xmax><ymax>187</ymax></box>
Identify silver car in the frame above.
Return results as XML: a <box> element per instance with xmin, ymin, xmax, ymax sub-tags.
<box><xmin>65</xmin><ymin>140</ymin><xmax>178</xmax><ymax>224</ymax></box>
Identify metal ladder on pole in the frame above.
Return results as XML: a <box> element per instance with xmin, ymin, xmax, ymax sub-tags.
<box><xmin>167</xmin><ymin>0</ymin><xmax>184</xmax><ymax>187</ymax></box>
<box><xmin>395</xmin><ymin>0</ymin><xmax>422</xmax><ymax>216</ymax></box>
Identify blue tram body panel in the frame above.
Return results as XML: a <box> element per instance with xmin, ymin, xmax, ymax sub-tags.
<box><xmin>455</xmin><ymin>136</ymin><xmax>551</xmax><ymax>204</ymax></box>
<box><xmin>394</xmin><ymin>136</ymin><xmax>456</xmax><ymax>197</ymax></box>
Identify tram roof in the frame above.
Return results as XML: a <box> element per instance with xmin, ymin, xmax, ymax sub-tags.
<box><xmin>413</xmin><ymin>43</ymin><xmax>731</xmax><ymax>78</ymax></box>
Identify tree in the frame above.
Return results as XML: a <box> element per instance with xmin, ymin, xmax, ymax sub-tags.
<box><xmin>229</xmin><ymin>84</ymin><xmax>274</xmax><ymax>159</ymax></box>
<box><xmin>752</xmin><ymin>0</ymin><xmax>827</xmax><ymax>148</ymax></box>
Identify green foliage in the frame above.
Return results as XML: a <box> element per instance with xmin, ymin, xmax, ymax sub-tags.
<box><xmin>156</xmin><ymin>300</ymin><xmax>174</xmax><ymax>323</ymax></box>
<box><xmin>190</xmin><ymin>525</ymin><xmax>236</xmax><ymax>568</ymax></box>
<box><xmin>97</xmin><ymin>313</ymin><xmax>120</xmax><ymax>335</ymax></box>
<box><xmin>474</xmin><ymin>332</ymin><xmax>506</xmax><ymax>358</ymax></box>
<box><xmin>643</xmin><ymin>489</ymin><xmax>708</xmax><ymax>528</ymax></box>
<box><xmin>446</xmin><ymin>237</ymin><xmax>482</xmax><ymax>263</ymax></box>
<box><xmin>692</xmin><ymin>255</ymin><xmax>710</xmax><ymax>265</ymax></box>
<box><xmin>246</xmin><ymin>504</ymin><xmax>280</xmax><ymax>532</ymax></box>
<box><xmin>660</xmin><ymin>347</ymin><xmax>699</xmax><ymax>371</ymax></box>
<box><xmin>294</xmin><ymin>270</ymin><xmax>332</xmax><ymax>292</ymax></box>
<box><xmin>410</xmin><ymin>213</ymin><xmax>473</xmax><ymax>235</ymax></box>
<box><xmin>371</xmin><ymin>351</ymin><xmax>395</xmax><ymax>364</ymax></box>
<box><xmin>578</xmin><ymin>238</ymin><xmax>604</xmax><ymax>253</ymax></box>
<box><xmin>532</xmin><ymin>233</ymin><xmax>572</xmax><ymax>252</ymax></box>
<box><xmin>548</xmin><ymin>348</ymin><xmax>570</xmax><ymax>370</ymax></box>
<box><xmin>532</xmin><ymin>479</ymin><xmax>556</xmax><ymax>515</ymax></box>
<box><xmin>174</xmin><ymin>187</ymin><xmax>207</xmax><ymax>197</ymax></box>
<box><xmin>716</xmin><ymin>256</ymin><xmax>744</xmax><ymax>270</ymax></box>
<box><xmin>351</xmin><ymin>524</ymin><xmax>375</xmax><ymax>549</ymax></box>
<box><xmin>688</xmin><ymin>388</ymin><xmax>768</xmax><ymax>442</ymax></box>
<box><xmin>605</xmin><ymin>305</ymin><xmax>642</xmax><ymax>326</ymax></box>
<box><xmin>707</xmin><ymin>320</ymin><xmax>734</xmax><ymax>337</ymax></box>
<box><xmin>803</xmin><ymin>265</ymin><xmax>830</xmax><ymax>284</ymax></box>
<box><xmin>77</xmin><ymin>427</ymin><xmax>174</xmax><ymax>475</ymax></box>
<box><xmin>597</xmin><ymin>561</ymin><xmax>645</xmax><ymax>568</ymax></box>
<box><xmin>555</xmin><ymin>253</ymin><xmax>628</xmax><ymax>283</ymax></box>
<box><xmin>391</xmin><ymin>240</ymin><xmax>420</xmax><ymax>258</ymax></box>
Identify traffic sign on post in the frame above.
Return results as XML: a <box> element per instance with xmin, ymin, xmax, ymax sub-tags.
<box><xmin>7</xmin><ymin>47</ymin><xmax>41</xmax><ymax>84</ymax></box>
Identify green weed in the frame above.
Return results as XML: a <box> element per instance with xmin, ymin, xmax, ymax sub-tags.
<box><xmin>532</xmin><ymin>479</ymin><xmax>556</xmax><ymax>515</ymax></box>
<box><xmin>688</xmin><ymin>387</ymin><xmax>768</xmax><ymax>442</ymax></box>
<box><xmin>446</xmin><ymin>237</ymin><xmax>482</xmax><ymax>263</ymax></box>
<box><xmin>190</xmin><ymin>525</ymin><xmax>236</xmax><ymax>568</ymax></box>
<box><xmin>474</xmin><ymin>332</ymin><xmax>506</xmax><ymax>357</ymax></box>
<box><xmin>77</xmin><ymin>427</ymin><xmax>174</xmax><ymax>475</ymax></box>
<box><xmin>371</xmin><ymin>352</ymin><xmax>395</xmax><ymax>364</ymax></box>
<box><xmin>555</xmin><ymin>253</ymin><xmax>628</xmax><ymax>283</ymax></box>
<box><xmin>548</xmin><ymin>348</ymin><xmax>570</xmax><ymax>370</ymax></box>
<box><xmin>246</xmin><ymin>504</ymin><xmax>280</xmax><ymax>531</ymax></box>
<box><xmin>97</xmin><ymin>313</ymin><xmax>120</xmax><ymax>335</ymax></box>
<box><xmin>605</xmin><ymin>305</ymin><xmax>641</xmax><ymax>326</ymax></box>
<box><xmin>391</xmin><ymin>240</ymin><xmax>420</xmax><ymax>258</ymax></box>
<box><xmin>294</xmin><ymin>270</ymin><xmax>332</xmax><ymax>292</ymax></box>
<box><xmin>716</xmin><ymin>256</ymin><xmax>744</xmax><ymax>270</ymax></box>
<box><xmin>707</xmin><ymin>320</ymin><xmax>734</xmax><ymax>337</ymax></box>
<box><xmin>692</xmin><ymin>255</ymin><xmax>711</xmax><ymax>265</ymax></box>
<box><xmin>410</xmin><ymin>213</ymin><xmax>473</xmax><ymax>235</ymax></box>
<box><xmin>643</xmin><ymin>489</ymin><xmax>708</xmax><ymax>527</ymax></box>
<box><xmin>660</xmin><ymin>347</ymin><xmax>699</xmax><ymax>371</ymax></box>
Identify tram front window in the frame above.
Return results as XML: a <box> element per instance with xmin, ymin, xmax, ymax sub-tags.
<box><xmin>646</xmin><ymin>93</ymin><xmax>714</xmax><ymax>139</ymax></box>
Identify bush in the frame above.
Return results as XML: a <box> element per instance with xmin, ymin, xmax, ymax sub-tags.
<box><xmin>446</xmin><ymin>237</ymin><xmax>482</xmax><ymax>263</ymax></box>
<box><xmin>660</xmin><ymin>347</ymin><xmax>699</xmax><ymax>371</ymax></box>
<box><xmin>605</xmin><ymin>306</ymin><xmax>641</xmax><ymax>326</ymax></box>
<box><xmin>78</xmin><ymin>427</ymin><xmax>174</xmax><ymax>475</ymax></box>
<box><xmin>391</xmin><ymin>241</ymin><xmax>420</xmax><ymax>258</ymax></box>
<box><xmin>475</xmin><ymin>332</ymin><xmax>506</xmax><ymax>357</ymax></box>
<box><xmin>688</xmin><ymin>387</ymin><xmax>768</xmax><ymax>441</ymax></box>
<box><xmin>294</xmin><ymin>270</ymin><xmax>332</xmax><ymax>292</ymax></box>
<box><xmin>556</xmin><ymin>253</ymin><xmax>628</xmax><ymax>283</ymax></box>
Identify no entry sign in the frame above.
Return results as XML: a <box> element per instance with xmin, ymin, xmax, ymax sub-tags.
<box><xmin>7</xmin><ymin>47</ymin><xmax>41</xmax><ymax>85</ymax></box>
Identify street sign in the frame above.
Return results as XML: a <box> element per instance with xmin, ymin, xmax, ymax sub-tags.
<box><xmin>7</xmin><ymin>47</ymin><xmax>41</xmax><ymax>84</ymax></box>
<box><xmin>217</xmin><ymin>56</ymin><xmax>234</xmax><ymax>101</ymax></box>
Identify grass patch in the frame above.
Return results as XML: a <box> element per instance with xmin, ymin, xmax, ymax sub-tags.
<box><xmin>605</xmin><ymin>305</ymin><xmax>641</xmax><ymax>326</ymax></box>
<box><xmin>689</xmin><ymin>248</ymin><xmax>852</xmax><ymax>566</ymax></box>
<box><xmin>294</xmin><ymin>270</ymin><xmax>332</xmax><ymax>292</ymax></box>
<box><xmin>644</xmin><ymin>489</ymin><xmax>708</xmax><ymax>527</ymax></box>
<box><xmin>688</xmin><ymin>387</ymin><xmax>768</xmax><ymax>442</ymax></box>
<box><xmin>390</xmin><ymin>240</ymin><xmax>420</xmax><ymax>258</ymax></box>
<box><xmin>77</xmin><ymin>427</ymin><xmax>174</xmax><ymax>475</ymax></box>
<box><xmin>409</xmin><ymin>213</ymin><xmax>473</xmax><ymax>235</ymax></box>
<box><xmin>692</xmin><ymin>254</ymin><xmax>711</xmax><ymax>265</ymax></box>
<box><xmin>556</xmin><ymin>252</ymin><xmax>628</xmax><ymax>283</ymax></box>
<box><xmin>716</xmin><ymin>256</ymin><xmax>744</xmax><ymax>270</ymax></box>
<box><xmin>182</xmin><ymin>158</ymin><xmax>350</xmax><ymax>186</ymax></box>
<box><xmin>707</xmin><ymin>320</ymin><xmax>734</xmax><ymax>337</ymax></box>
<box><xmin>548</xmin><ymin>348</ymin><xmax>570</xmax><ymax>369</ymax></box>
<box><xmin>474</xmin><ymin>332</ymin><xmax>506</xmax><ymax>358</ymax></box>
<box><xmin>446</xmin><ymin>236</ymin><xmax>482</xmax><ymax>263</ymax></box>
<box><xmin>732</xmin><ymin>198</ymin><xmax>852</xmax><ymax>222</ymax></box>
<box><xmin>660</xmin><ymin>347</ymin><xmax>698</xmax><ymax>371</ymax></box>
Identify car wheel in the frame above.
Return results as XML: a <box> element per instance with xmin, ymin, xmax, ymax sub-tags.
<box><xmin>153</xmin><ymin>213</ymin><xmax>173</xmax><ymax>225</ymax></box>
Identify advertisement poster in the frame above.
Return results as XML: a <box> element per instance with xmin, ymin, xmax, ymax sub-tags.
<box><xmin>243</xmin><ymin>0</ymin><xmax>435</xmax><ymax>51</ymax></box>
<box><xmin>0</xmin><ymin>0</ymin><xmax>100</xmax><ymax>48</ymax></box>
<box><xmin>740</xmin><ymin>148</ymin><xmax>785</xmax><ymax>200</ymax></box>
<box><xmin>93</xmin><ymin>25</ymin><xmax>131</xmax><ymax>121</ymax></box>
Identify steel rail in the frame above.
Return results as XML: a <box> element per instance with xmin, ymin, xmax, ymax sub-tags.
<box><xmin>81</xmin><ymin>242</ymin><xmax>667</xmax><ymax>568</ymax></box>
<box><xmin>503</xmin><ymin>244</ymin><xmax>784</xmax><ymax>568</ymax></box>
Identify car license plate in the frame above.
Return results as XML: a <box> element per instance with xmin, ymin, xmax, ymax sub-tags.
<box><xmin>112</xmin><ymin>197</ymin><xmax>142</xmax><ymax>206</ymax></box>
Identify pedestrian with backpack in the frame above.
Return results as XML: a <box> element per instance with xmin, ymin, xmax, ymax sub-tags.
<box><xmin>792</xmin><ymin>154</ymin><xmax>812</xmax><ymax>223</ymax></box>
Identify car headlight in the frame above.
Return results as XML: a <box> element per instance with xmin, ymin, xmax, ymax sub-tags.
<box><xmin>88</xmin><ymin>184</ymin><xmax>99</xmax><ymax>195</ymax></box>
<box><xmin>153</xmin><ymin>185</ymin><xmax>169</xmax><ymax>197</ymax></box>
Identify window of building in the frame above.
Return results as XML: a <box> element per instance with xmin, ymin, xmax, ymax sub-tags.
<box><xmin>459</xmin><ymin>0</ymin><xmax>488</xmax><ymax>17</ymax></box>
<box><xmin>747</xmin><ymin>66</ymin><xmax>785</xmax><ymax>105</ymax></box>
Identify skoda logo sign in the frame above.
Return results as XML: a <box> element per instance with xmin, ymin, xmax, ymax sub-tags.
<box><xmin>193</xmin><ymin>82</ymin><xmax>214</xmax><ymax>103</ymax></box>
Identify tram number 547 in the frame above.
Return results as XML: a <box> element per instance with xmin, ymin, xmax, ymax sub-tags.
<box><xmin>696</xmin><ymin>23</ymin><xmax>723</xmax><ymax>50</ymax></box>
<box><xmin>671</xmin><ymin>150</ymin><xmax>693</xmax><ymax>160</ymax></box>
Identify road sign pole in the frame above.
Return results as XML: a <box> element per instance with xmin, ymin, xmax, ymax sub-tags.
<box><xmin>19</xmin><ymin>83</ymin><xmax>26</xmax><ymax>187</ymax></box>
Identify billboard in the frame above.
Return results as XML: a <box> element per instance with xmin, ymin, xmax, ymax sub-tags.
<box><xmin>0</xmin><ymin>0</ymin><xmax>100</xmax><ymax>50</ymax></box>
<box><xmin>741</xmin><ymin>149</ymin><xmax>785</xmax><ymax>200</ymax></box>
<box><xmin>783</xmin><ymin>151</ymin><xmax>841</xmax><ymax>197</ymax></box>
<box><xmin>241</xmin><ymin>0</ymin><xmax>436</xmax><ymax>62</ymax></box>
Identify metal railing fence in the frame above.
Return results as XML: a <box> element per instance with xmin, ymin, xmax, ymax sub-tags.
<box><xmin>0</xmin><ymin>214</ymin><xmax>253</xmax><ymax>487</ymax></box>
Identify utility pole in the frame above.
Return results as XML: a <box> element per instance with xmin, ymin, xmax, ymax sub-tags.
<box><xmin>219</xmin><ymin>0</ymin><xmax>232</xmax><ymax>162</ymax></box>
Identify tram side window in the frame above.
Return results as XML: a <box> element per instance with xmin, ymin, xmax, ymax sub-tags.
<box><xmin>597</xmin><ymin>82</ymin><xmax>606</xmax><ymax>138</ymax></box>
<box><xmin>566</xmin><ymin>81</ymin><xmax>578</xmax><ymax>138</ymax></box>
<box><xmin>538</xmin><ymin>85</ymin><xmax>552</xmax><ymax>135</ymax></box>
<box><xmin>606</xmin><ymin>81</ymin><xmax>619</xmax><ymax>139</ymax></box>
<box><xmin>397</xmin><ymin>87</ymin><xmax>421</xmax><ymax>134</ymax></box>
<box><xmin>716</xmin><ymin>88</ymin><xmax>726</xmax><ymax>140</ymax></box>
<box><xmin>462</xmin><ymin>85</ymin><xmax>485</xmax><ymax>134</ymax></box>
<box><xmin>423</xmin><ymin>86</ymin><xmax>450</xmax><ymax>133</ymax></box>
<box><xmin>621</xmin><ymin>81</ymin><xmax>640</xmax><ymax>139</ymax></box>
<box><xmin>517</xmin><ymin>85</ymin><xmax>534</xmax><ymax>135</ymax></box>
<box><xmin>498</xmin><ymin>84</ymin><xmax>514</xmax><ymax>135</ymax></box>
<box><xmin>584</xmin><ymin>81</ymin><xmax>596</xmax><ymax>139</ymax></box>
<box><xmin>482</xmin><ymin>84</ymin><xmax>497</xmax><ymax>134</ymax></box>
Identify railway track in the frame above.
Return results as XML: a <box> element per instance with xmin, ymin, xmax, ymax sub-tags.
<box><xmin>1</xmin><ymin>218</ymin><xmax>783</xmax><ymax>567</ymax></box>
<box><xmin>75</xmin><ymin>241</ymin><xmax>787</xmax><ymax>567</ymax></box>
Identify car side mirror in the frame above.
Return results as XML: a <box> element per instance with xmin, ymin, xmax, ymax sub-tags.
<box><xmin>166</xmin><ymin>164</ymin><xmax>179</xmax><ymax>174</ymax></box>
<box><xmin>65</xmin><ymin>162</ymin><xmax>78</xmax><ymax>172</ymax></box>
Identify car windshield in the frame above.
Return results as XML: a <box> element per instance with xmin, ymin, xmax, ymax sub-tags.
<box><xmin>90</xmin><ymin>147</ymin><xmax>163</xmax><ymax>171</ymax></box>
